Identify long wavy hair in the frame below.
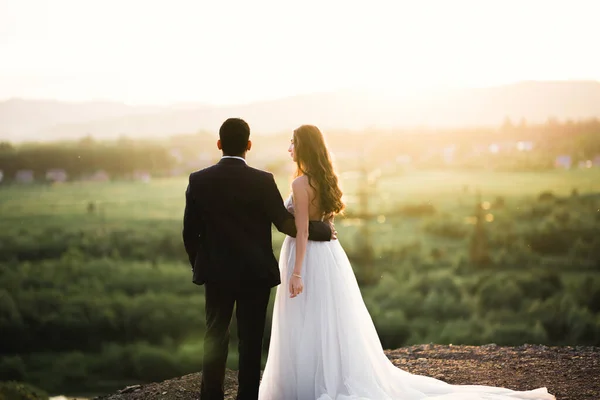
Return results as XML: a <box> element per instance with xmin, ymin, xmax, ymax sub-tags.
<box><xmin>293</xmin><ymin>125</ymin><xmax>344</xmax><ymax>219</ymax></box>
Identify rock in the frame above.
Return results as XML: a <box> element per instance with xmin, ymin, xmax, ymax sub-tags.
<box><xmin>119</xmin><ymin>385</ymin><xmax>141</xmax><ymax>394</ymax></box>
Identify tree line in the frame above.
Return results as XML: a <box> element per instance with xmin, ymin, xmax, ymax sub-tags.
<box><xmin>0</xmin><ymin>138</ymin><xmax>177</xmax><ymax>182</ymax></box>
<box><xmin>1</xmin><ymin>118</ymin><xmax>600</xmax><ymax>182</ymax></box>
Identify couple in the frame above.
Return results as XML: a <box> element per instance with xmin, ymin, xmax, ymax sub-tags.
<box><xmin>182</xmin><ymin>118</ymin><xmax>554</xmax><ymax>400</ymax></box>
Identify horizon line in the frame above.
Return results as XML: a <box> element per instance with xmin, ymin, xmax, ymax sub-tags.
<box><xmin>1</xmin><ymin>79</ymin><xmax>599</xmax><ymax>108</ymax></box>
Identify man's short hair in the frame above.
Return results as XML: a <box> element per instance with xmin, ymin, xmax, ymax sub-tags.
<box><xmin>219</xmin><ymin>118</ymin><xmax>250</xmax><ymax>156</ymax></box>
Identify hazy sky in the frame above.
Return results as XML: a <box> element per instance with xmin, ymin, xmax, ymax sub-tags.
<box><xmin>1</xmin><ymin>0</ymin><xmax>599</xmax><ymax>105</ymax></box>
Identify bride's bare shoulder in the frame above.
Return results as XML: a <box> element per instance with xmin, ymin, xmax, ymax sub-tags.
<box><xmin>291</xmin><ymin>175</ymin><xmax>309</xmax><ymax>189</ymax></box>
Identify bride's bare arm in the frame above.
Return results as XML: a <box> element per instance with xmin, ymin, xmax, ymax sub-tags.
<box><xmin>263</xmin><ymin>174</ymin><xmax>332</xmax><ymax>241</ymax></box>
<box><xmin>290</xmin><ymin>176</ymin><xmax>310</xmax><ymax>298</ymax></box>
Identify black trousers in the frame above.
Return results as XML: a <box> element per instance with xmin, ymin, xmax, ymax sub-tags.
<box><xmin>200</xmin><ymin>281</ymin><xmax>271</xmax><ymax>400</ymax></box>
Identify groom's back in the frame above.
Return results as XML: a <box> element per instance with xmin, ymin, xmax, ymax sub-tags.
<box><xmin>188</xmin><ymin>158</ymin><xmax>281</xmax><ymax>286</ymax></box>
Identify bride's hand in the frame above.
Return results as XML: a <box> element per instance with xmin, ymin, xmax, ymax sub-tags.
<box><xmin>289</xmin><ymin>275</ymin><xmax>303</xmax><ymax>298</ymax></box>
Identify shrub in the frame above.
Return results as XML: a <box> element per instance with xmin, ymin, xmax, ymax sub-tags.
<box><xmin>398</xmin><ymin>203</ymin><xmax>436</xmax><ymax>217</ymax></box>
<box><xmin>373</xmin><ymin>309</ymin><xmax>411</xmax><ymax>349</ymax></box>
<box><xmin>51</xmin><ymin>352</ymin><xmax>89</xmax><ymax>387</ymax></box>
<box><xmin>0</xmin><ymin>356</ymin><xmax>27</xmax><ymax>382</ymax></box>
<box><xmin>477</xmin><ymin>278</ymin><xmax>524</xmax><ymax>312</ymax></box>
<box><xmin>538</xmin><ymin>191</ymin><xmax>555</xmax><ymax>202</ymax></box>
<box><xmin>526</xmin><ymin>228</ymin><xmax>572</xmax><ymax>255</ymax></box>
<box><xmin>0</xmin><ymin>381</ymin><xmax>48</xmax><ymax>400</ymax></box>
<box><xmin>132</xmin><ymin>345</ymin><xmax>181</xmax><ymax>382</ymax></box>
<box><xmin>484</xmin><ymin>321</ymin><xmax>548</xmax><ymax>345</ymax></box>
<box><xmin>422</xmin><ymin>217</ymin><xmax>468</xmax><ymax>239</ymax></box>
<box><xmin>514</xmin><ymin>272</ymin><xmax>563</xmax><ymax>301</ymax></box>
<box><xmin>434</xmin><ymin>319</ymin><xmax>487</xmax><ymax>345</ymax></box>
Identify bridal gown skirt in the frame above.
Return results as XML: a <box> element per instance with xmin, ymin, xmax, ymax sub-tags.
<box><xmin>258</xmin><ymin>237</ymin><xmax>554</xmax><ymax>400</ymax></box>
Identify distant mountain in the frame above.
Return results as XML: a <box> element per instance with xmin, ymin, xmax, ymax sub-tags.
<box><xmin>0</xmin><ymin>99</ymin><xmax>164</xmax><ymax>141</ymax></box>
<box><xmin>1</xmin><ymin>81</ymin><xmax>599</xmax><ymax>142</ymax></box>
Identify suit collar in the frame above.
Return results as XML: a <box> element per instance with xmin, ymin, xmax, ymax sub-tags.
<box><xmin>218</xmin><ymin>156</ymin><xmax>247</xmax><ymax>165</ymax></box>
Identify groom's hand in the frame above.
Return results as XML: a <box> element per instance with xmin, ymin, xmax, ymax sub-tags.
<box><xmin>329</xmin><ymin>221</ymin><xmax>338</xmax><ymax>241</ymax></box>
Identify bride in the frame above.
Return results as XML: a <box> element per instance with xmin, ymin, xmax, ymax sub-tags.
<box><xmin>258</xmin><ymin>125</ymin><xmax>554</xmax><ymax>400</ymax></box>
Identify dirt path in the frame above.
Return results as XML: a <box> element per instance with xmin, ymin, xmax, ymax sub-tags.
<box><xmin>96</xmin><ymin>344</ymin><xmax>599</xmax><ymax>400</ymax></box>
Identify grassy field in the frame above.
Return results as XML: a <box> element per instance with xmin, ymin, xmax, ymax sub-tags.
<box><xmin>1</xmin><ymin>168</ymin><xmax>599</xmax><ymax>397</ymax></box>
<box><xmin>2</xmin><ymin>168</ymin><xmax>599</xmax><ymax>263</ymax></box>
<box><xmin>2</xmin><ymin>168</ymin><xmax>599</xmax><ymax>221</ymax></box>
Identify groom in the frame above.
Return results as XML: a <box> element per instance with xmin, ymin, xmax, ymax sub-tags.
<box><xmin>182</xmin><ymin>118</ymin><xmax>334</xmax><ymax>400</ymax></box>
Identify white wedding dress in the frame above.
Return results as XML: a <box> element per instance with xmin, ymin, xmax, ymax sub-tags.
<box><xmin>258</xmin><ymin>196</ymin><xmax>554</xmax><ymax>400</ymax></box>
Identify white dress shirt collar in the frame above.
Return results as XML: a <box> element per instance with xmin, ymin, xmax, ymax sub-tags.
<box><xmin>221</xmin><ymin>156</ymin><xmax>247</xmax><ymax>164</ymax></box>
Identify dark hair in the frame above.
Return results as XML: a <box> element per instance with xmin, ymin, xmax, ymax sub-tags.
<box><xmin>293</xmin><ymin>125</ymin><xmax>344</xmax><ymax>218</ymax></box>
<box><xmin>219</xmin><ymin>118</ymin><xmax>250</xmax><ymax>156</ymax></box>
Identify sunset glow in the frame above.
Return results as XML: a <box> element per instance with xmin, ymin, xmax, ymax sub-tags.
<box><xmin>1</xmin><ymin>0</ymin><xmax>599</xmax><ymax>105</ymax></box>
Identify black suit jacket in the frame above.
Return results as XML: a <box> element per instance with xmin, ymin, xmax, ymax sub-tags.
<box><xmin>182</xmin><ymin>158</ymin><xmax>331</xmax><ymax>288</ymax></box>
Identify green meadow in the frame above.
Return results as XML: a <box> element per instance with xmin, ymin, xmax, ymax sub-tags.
<box><xmin>1</xmin><ymin>169</ymin><xmax>599</xmax><ymax>396</ymax></box>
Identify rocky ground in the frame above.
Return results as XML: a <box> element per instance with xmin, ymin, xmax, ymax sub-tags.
<box><xmin>95</xmin><ymin>344</ymin><xmax>600</xmax><ymax>400</ymax></box>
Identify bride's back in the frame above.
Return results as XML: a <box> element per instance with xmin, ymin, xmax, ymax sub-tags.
<box><xmin>290</xmin><ymin>175</ymin><xmax>326</xmax><ymax>221</ymax></box>
<box><xmin>305</xmin><ymin>181</ymin><xmax>324</xmax><ymax>221</ymax></box>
